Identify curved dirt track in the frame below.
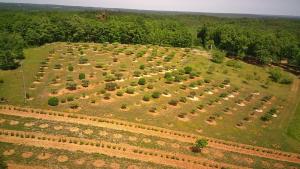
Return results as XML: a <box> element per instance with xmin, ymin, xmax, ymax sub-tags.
<box><xmin>0</xmin><ymin>105</ymin><xmax>300</xmax><ymax>164</ymax></box>
<box><xmin>0</xmin><ymin>129</ymin><xmax>247</xmax><ymax>169</ymax></box>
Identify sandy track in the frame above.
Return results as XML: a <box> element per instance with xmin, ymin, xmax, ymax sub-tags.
<box><xmin>0</xmin><ymin>105</ymin><xmax>300</xmax><ymax>164</ymax></box>
<box><xmin>8</xmin><ymin>163</ymin><xmax>48</xmax><ymax>169</ymax></box>
<box><xmin>0</xmin><ymin>129</ymin><xmax>247</xmax><ymax>169</ymax></box>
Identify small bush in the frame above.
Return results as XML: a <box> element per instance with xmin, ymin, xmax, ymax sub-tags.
<box><xmin>143</xmin><ymin>95</ymin><xmax>150</xmax><ymax>102</ymax></box>
<box><xmin>66</xmin><ymin>82</ymin><xmax>77</xmax><ymax>90</ymax></box>
<box><xmin>211</xmin><ymin>50</ymin><xmax>225</xmax><ymax>63</ymax></box>
<box><xmin>269</xmin><ymin>68</ymin><xmax>282</xmax><ymax>82</ymax></box>
<box><xmin>79</xmin><ymin>73</ymin><xmax>85</xmax><ymax>80</ymax></box>
<box><xmin>179</xmin><ymin>97</ymin><xmax>187</xmax><ymax>103</ymax></box>
<box><xmin>226</xmin><ymin>60</ymin><xmax>242</xmax><ymax>68</ymax></box>
<box><xmin>121</xmin><ymin>104</ymin><xmax>127</xmax><ymax>109</ymax></box>
<box><xmin>81</xmin><ymin>80</ymin><xmax>89</xmax><ymax>88</ymax></box>
<box><xmin>0</xmin><ymin>79</ymin><xmax>4</xmax><ymax>84</ymax></box>
<box><xmin>70</xmin><ymin>103</ymin><xmax>79</xmax><ymax>109</ymax></box>
<box><xmin>152</xmin><ymin>91</ymin><xmax>161</xmax><ymax>99</ymax></box>
<box><xmin>280</xmin><ymin>77</ymin><xmax>293</xmax><ymax>84</ymax></box>
<box><xmin>116</xmin><ymin>90</ymin><xmax>124</xmax><ymax>96</ymax></box>
<box><xmin>105</xmin><ymin>82</ymin><xmax>117</xmax><ymax>91</ymax></box>
<box><xmin>168</xmin><ymin>99</ymin><xmax>179</xmax><ymax>106</ymax></box>
<box><xmin>138</xmin><ymin>78</ymin><xmax>146</xmax><ymax>85</ymax></box>
<box><xmin>126</xmin><ymin>87</ymin><xmax>135</xmax><ymax>94</ymax></box>
<box><xmin>139</xmin><ymin>64</ymin><xmax>145</xmax><ymax>70</ymax></box>
<box><xmin>184</xmin><ymin>66</ymin><xmax>193</xmax><ymax>74</ymax></box>
<box><xmin>48</xmin><ymin>97</ymin><xmax>59</xmax><ymax>106</ymax></box>
<box><xmin>68</xmin><ymin>64</ymin><xmax>74</xmax><ymax>71</ymax></box>
<box><xmin>79</xmin><ymin>56</ymin><xmax>88</xmax><ymax>64</ymax></box>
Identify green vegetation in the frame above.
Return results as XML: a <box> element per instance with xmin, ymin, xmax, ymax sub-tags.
<box><xmin>0</xmin><ymin>32</ymin><xmax>24</xmax><ymax>70</ymax></box>
<box><xmin>211</xmin><ymin>50</ymin><xmax>225</xmax><ymax>63</ymax></box>
<box><xmin>0</xmin><ymin>155</ymin><xmax>7</xmax><ymax>169</ymax></box>
<box><xmin>192</xmin><ymin>139</ymin><xmax>208</xmax><ymax>153</ymax></box>
<box><xmin>48</xmin><ymin>97</ymin><xmax>59</xmax><ymax>106</ymax></box>
<box><xmin>198</xmin><ymin>24</ymin><xmax>300</xmax><ymax>66</ymax></box>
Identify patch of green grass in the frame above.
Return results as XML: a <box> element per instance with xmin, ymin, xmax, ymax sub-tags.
<box><xmin>0</xmin><ymin>45</ymin><xmax>51</xmax><ymax>105</ymax></box>
<box><xmin>287</xmin><ymin>92</ymin><xmax>300</xmax><ymax>141</ymax></box>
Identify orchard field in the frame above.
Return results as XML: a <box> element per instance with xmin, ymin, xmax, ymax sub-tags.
<box><xmin>0</xmin><ymin>42</ymin><xmax>299</xmax><ymax>168</ymax></box>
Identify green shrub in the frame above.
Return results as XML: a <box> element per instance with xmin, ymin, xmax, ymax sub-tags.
<box><xmin>70</xmin><ymin>103</ymin><xmax>79</xmax><ymax>109</ymax></box>
<box><xmin>79</xmin><ymin>56</ymin><xmax>88</xmax><ymax>64</ymax></box>
<box><xmin>139</xmin><ymin>64</ymin><xmax>145</xmax><ymax>70</ymax></box>
<box><xmin>192</xmin><ymin>139</ymin><xmax>208</xmax><ymax>153</ymax></box>
<box><xmin>152</xmin><ymin>91</ymin><xmax>161</xmax><ymax>99</ymax></box>
<box><xmin>79</xmin><ymin>73</ymin><xmax>85</xmax><ymax>80</ymax></box>
<box><xmin>105</xmin><ymin>82</ymin><xmax>117</xmax><ymax>91</ymax></box>
<box><xmin>0</xmin><ymin>79</ymin><xmax>4</xmax><ymax>84</ymax></box>
<box><xmin>67</xmin><ymin>96</ymin><xmax>74</xmax><ymax>102</ymax></box>
<box><xmin>179</xmin><ymin>97</ymin><xmax>187</xmax><ymax>103</ymax></box>
<box><xmin>280</xmin><ymin>76</ymin><xmax>293</xmax><ymax>84</ymax></box>
<box><xmin>168</xmin><ymin>99</ymin><xmax>179</xmax><ymax>106</ymax></box>
<box><xmin>184</xmin><ymin>66</ymin><xmax>193</xmax><ymax>74</ymax></box>
<box><xmin>66</xmin><ymin>82</ymin><xmax>77</xmax><ymax>90</ymax></box>
<box><xmin>81</xmin><ymin>80</ymin><xmax>89</xmax><ymax>88</ymax></box>
<box><xmin>219</xmin><ymin>93</ymin><xmax>228</xmax><ymax>98</ymax></box>
<box><xmin>261</xmin><ymin>108</ymin><xmax>277</xmax><ymax>122</ymax></box>
<box><xmin>116</xmin><ymin>90</ymin><xmax>124</xmax><ymax>96</ymax></box>
<box><xmin>68</xmin><ymin>64</ymin><xmax>74</xmax><ymax>71</ymax></box>
<box><xmin>138</xmin><ymin>78</ymin><xmax>146</xmax><ymax>85</ymax></box>
<box><xmin>211</xmin><ymin>50</ymin><xmax>225</xmax><ymax>63</ymax></box>
<box><xmin>48</xmin><ymin>97</ymin><xmax>59</xmax><ymax>106</ymax></box>
<box><xmin>143</xmin><ymin>95</ymin><xmax>150</xmax><ymax>101</ymax></box>
<box><xmin>133</xmin><ymin>71</ymin><xmax>141</xmax><ymax>77</ymax></box>
<box><xmin>226</xmin><ymin>60</ymin><xmax>242</xmax><ymax>68</ymax></box>
<box><xmin>126</xmin><ymin>87</ymin><xmax>135</xmax><ymax>94</ymax></box>
<box><xmin>269</xmin><ymin>68</ymin><xmax>282</xmax><ymax>82</ymax></box>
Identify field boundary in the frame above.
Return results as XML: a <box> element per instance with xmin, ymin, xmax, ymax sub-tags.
<box><xmin>0</xmin><ymin>105</ymin><xmax>300</xmax><ymax>164</ymax></box>
<box><xmin>0</xmin><ymin>129</ymin><xmax>248</xmax><ymax>169</ymax></box>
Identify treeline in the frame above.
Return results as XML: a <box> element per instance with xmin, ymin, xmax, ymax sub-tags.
<box><xmin>0</xmin><ymin>11</ymin><xmax>192</xmax><ymax>69</ymax></box>
<box><xmin>198</xmin><ymin>24</ymin><xmax>300</xmax><ymax>66</ymax></box>
<box><xmin>0</xmin><ymin>9</ymin><xmax>300</xmax><ymax>70</ymax></box>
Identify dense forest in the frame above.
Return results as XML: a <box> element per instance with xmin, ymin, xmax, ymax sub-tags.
<box><xmin>0</xmin><ymin>5</ymin><xmax>300</xmax><ymax>69</ymax></box>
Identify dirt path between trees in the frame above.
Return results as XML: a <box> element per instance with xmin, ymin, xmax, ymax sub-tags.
<box><xmin>0</xmin><ymin>129</ymin><xmax>247</xmax><ymax>169</ymax></box>
<box><xmin>8</xmin><ymin>163</ymin><xmax>48</xmax><ymax>169</ymax></box>
<box><xmin>0</xmin><ymin>105</ymin><xmax>300</xmax><ymax>164</ymax></box>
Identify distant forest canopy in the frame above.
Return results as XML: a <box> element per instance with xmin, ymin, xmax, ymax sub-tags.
<box><xmin>0</xmin><ymin>8</ymin><xmax>300</xmax><ymax>69</ymax></box>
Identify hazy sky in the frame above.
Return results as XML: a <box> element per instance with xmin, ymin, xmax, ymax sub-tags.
<box><xmin>1</xmin><ymin>0</ymin><xmax>300</xmax><ymax>16</ymax></box>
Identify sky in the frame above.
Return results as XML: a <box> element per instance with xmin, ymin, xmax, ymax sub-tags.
<box><xmin>1</xmin><ymin>0</ymin><xmax>300</xmax><ymax>16</ymax></box>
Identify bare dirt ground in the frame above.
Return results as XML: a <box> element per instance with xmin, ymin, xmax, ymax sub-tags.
<box><xmin>8</xmin><ymin>163</ymin><xmax>48</xmax><ymax>169</ymax></box>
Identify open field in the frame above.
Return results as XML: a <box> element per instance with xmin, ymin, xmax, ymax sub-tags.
<box><xmin>0</xmin><ymin>42</ymin><xmax>300</xmax><ymax>168</ymax></box>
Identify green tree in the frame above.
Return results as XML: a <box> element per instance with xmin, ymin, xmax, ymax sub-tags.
<box><xmin>0</xmin><ymin>33</ymin><xmax>24</xmax><ymax>70</ymax></box>
<box><xmin>192</xmin><ymin>139</ymin><xmax>208</xmax><ymax>153</ymax></box>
